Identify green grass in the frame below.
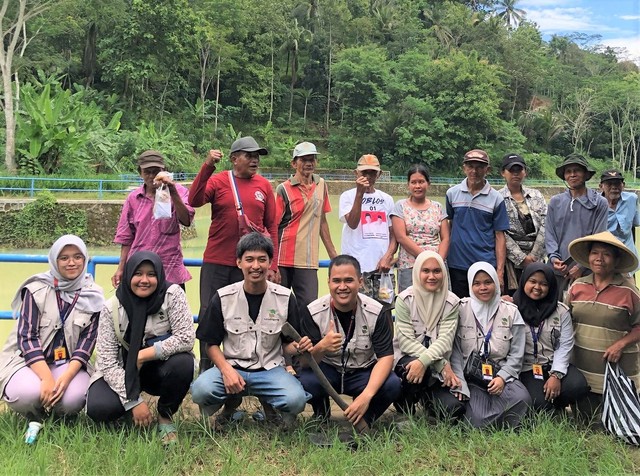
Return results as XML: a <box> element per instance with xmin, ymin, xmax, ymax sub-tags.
<box><xmin>0</xmin><ymin>410</ymin><xmax>638</xmax><ymax>475</ymax></box>
<box><xmin>2</xmin><ymin>193</ymin><xmax>640</xmax><ymax>472</ymax></box>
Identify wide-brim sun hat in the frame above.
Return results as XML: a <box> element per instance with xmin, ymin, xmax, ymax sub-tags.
<box><xmin>555</xmin><ymin>153</ymin><xmax>596</xmax><ymax>181</ymax></box>
<box><xmin>568</xmin><ymin>231</ymin><xmax>638</xmax><ymax>274</ymax></box>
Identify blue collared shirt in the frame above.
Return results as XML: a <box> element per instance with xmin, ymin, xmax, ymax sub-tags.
<box><xmin>607</xmin><ymin>191</ymin><xmax>640</xmax><ymax>262</ymax></box>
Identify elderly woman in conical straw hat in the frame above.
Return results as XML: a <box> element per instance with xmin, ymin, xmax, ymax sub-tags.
<box><xmin>567</xmin><ymin>231</ymin><xmax>640</xmax><ymax>418</ymax></box>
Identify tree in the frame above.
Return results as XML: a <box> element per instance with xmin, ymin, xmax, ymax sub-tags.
<box><xmin>420</xmin><ymin>4</ymin><xmax>454</xmax><ymax>51</ymax></box>
<box><xmin>99</xmin><ymin>0</ymin><xmax>198</xmax><ymax>111</ymax></box>
<box><xmin>295</xmin><ymin>88</ymin><xmax>322</xmax><ymax>129</ymax></box>
<box><xmin>386</xmin><ymin>49</ymin><xmax>508</xmax><ymax>171</ymax></box>
<box><xmin>0</xmin><ymin>0</ymin><xmax>54</xmax><ymax>173</ymax></box>
<box><xmin>280</xmin><ymin>18</ymin><xmax>311</xmax><ymax>120</ymax></box>
<box><xmin>331</xmin><ymin>45</ymin><xmax>391</xmax><ymax>155</ymax></box>
<box><xmin>594</xmin><ymin>74</ymin><xmax>640</xmax><ymax>176</ymax></box>
<box><xmin>499</xmin><ymin>22</ymin><xmax>544</xmax><ymax>119</ymax></box>
<box><xmin>495</xmin><ymin>0</ymin><xmax>525</xmax><ymax>29</ymax></box>
<box><xmin>559</xmin><ymin>88</ymin><xmax>598</xmax><ymax>154</ymax></box>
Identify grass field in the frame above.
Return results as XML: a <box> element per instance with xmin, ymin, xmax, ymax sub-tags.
<box><xmin>1</xmin><ymin>194</ymin><xmax>640</xmax><ymax>473</ymax></box>
<box><xmin>1</xmin><ymin>409</ymin><xmax>639</xmax><ymax>475</ymax></box>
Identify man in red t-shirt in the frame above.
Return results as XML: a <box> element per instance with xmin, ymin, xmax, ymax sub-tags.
<box><xmin>189</xmin><ymin>136</ymin><xmax>280</xmax><ymax>372</ymax></box>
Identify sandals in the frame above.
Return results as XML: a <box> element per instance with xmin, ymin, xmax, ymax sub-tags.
<box><xmin>24</xmin><ymin>421</ymin><xmax>43</xmax><ymax>445</ymax></box>
<box><xmin>158</xmin><ymin>422</ymin><xmax>177</xmax><ymax>446</ymax></box>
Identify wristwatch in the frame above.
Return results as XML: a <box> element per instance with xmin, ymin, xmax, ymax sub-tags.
<box><xmin>549</xmin><ymin>371</ymin><xmax>565</xmax><ymax>380</ymax></box>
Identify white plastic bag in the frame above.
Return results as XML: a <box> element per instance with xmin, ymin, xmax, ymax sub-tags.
<box><xmin>602</xmin><ymin>362</ymin><xmax>640</xmax><ymax>446</ymax></box>
<box><xmin>153</xmin><ymin>184</ymin><xmax>172</xmax><ymax>219</ymax></box>
<box><xmin>378</xmin><ymin>272</ymin><xmax>395</xmax><ymax>304</ymax></box>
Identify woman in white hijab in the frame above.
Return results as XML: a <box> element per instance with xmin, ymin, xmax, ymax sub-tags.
<box><xmin>448</xmin><ymin>262</ymin><xmax>531</xmax><ymax>428</ymax></box>
<box><xmin>0</xmin><ymin>235</ymin><xmax>104</xmax><ymax>444</ymax></box>
<box><xmin>393</xmin><ymin>251</ymin><xmax>462</xmax><ymax>417</ymax></box>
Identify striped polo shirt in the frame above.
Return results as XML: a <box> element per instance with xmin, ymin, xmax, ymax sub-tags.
<box><xmin>446</xmin><ymin>179</ymin><xmax>509</xmax><ymax>270</ymax></box>
<box><xmin>569</xmin><ymin>274</ymin><xmax>640</xmax><ymax>394</ymax></box>
<box><xmin>276</xmin><ymin>174</ymin><xmax>331</xmax><ymax>268</ymax></box>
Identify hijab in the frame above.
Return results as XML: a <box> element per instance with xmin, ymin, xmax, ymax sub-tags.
<box><xmin>116</xmin><ymin>251</ymin><xmax>170</xmax><ymax>401</ymax></box>
<box><xmin>467</xmin><ymin>262</ymin><xmax>501</xmax><ymax>331</ymax></box>
<box><xmin>411</xmin><ymin>251</ymin><xmax>449</xmax><ymax>332</ymax></box>
<box><xmin>512</xmin><ymin>262</ymin><xmax>558</xmax><ymax>327</ymax></box>
<box><xmin>11</xmin><ymin>235</ymin><xmax>104</xmax><ymax>317</ymax></box>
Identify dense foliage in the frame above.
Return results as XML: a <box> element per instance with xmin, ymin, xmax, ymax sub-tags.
<box><xmin>1</xmin><ymin>0</ymin><xmax>639</xmax><ymax>178</ymax></box>
<box><xmin>0</xmin><ymin>191</ymin><xmax>88</xmax><ymax>246</ymax></box>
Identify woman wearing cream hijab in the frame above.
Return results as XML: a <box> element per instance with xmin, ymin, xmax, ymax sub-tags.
<box><xmin>393</xmin><ymin>250</ymin><xmax>462</xmax><ymax>417</ymax></box>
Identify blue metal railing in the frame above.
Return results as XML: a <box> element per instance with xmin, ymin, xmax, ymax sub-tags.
<box><xmin>2</xmin><ymin>174</ymin><xmax>634</xmax><ymax>198</ymax></box>
<box><xmin>0</xmin><ymin>253</ymin><xmax>331</xmax><ymax>320</ymax></box>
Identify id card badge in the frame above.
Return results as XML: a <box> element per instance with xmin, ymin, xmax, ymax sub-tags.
<box><xmin>54</xmin><ymin>346</ymin><xmax>67</xmax><ymax>366</ymax></box>
<box><xmin>532</xmin><ymin>363</ymin><xmax>544</xmax><ymax>380</ymax></box>
<box><xmin>482</xmin><ymin>363</ymin><xmax>494</xmax><ymax>381</ymax></box>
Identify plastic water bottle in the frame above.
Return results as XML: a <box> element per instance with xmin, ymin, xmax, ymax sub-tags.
<box><xmin>24</xmin><ymin>421</ymin><xmax>42</xmax><ymax>445</ymax></box>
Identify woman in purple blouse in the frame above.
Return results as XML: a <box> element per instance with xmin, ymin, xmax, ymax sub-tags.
<box><xmin>0</xmin><ymin>235</ymin><xmax>104</xmax><ymax>444</ymax></box>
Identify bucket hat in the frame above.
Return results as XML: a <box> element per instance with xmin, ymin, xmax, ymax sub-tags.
<box><xmin>555</xmin><ymin>154</ymin><xmax>595</xmax><ymax>181</ymax></box>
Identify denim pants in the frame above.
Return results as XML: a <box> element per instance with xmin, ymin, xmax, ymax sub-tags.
<box><xmin>297</xmin><ymin>361</ymin><xmax>401</xmax><ymax>424</ymax></box>
<box><xmin>191</xmin><ymin>365</ymin><xmax>311</xmax><ymax>415</ymax></box>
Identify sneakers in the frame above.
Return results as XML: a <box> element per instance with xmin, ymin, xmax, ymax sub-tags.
<box><xmin>24</xmin><ymin>421</ymin><xmax>42</xmax><ymax>445</ymax></box>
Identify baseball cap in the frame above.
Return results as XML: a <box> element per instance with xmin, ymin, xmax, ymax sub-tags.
<box><xmin>292</xmin><ymin>142</ymin><xmax>319</xmax><ymax>159</ymax></box>
<box><xmin>230</xmin><ymin>136</ymin><xmax>268</xmax><ymax>155</ymax></box>
<box><xmin>600</xmin><ymin>169</ymin><xmax>624</xmax><ymax>183</ymax></box>
<box><xmin>137</xmin><ymin>150</ymin><xmax>166</xmax><ymax>169</ymax></box>
<box><xmin>501</xmin><ymin>153</ymin><xmax>526</xmax><ymax>171</ymax></box>
<box><xmin>356</xmin><ymin>154</ymin><xmax>381</xmax><ymax>171</ymax></box>
<box><xmin>463</xmin><ymin>149</ymin><xmax>489</xmax><ymax>164</ymax></box>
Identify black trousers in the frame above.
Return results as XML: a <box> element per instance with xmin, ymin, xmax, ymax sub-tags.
<box><xmin>394</xmin><ymin>355</ymin><xmax>466</xmax><ymax>419</ymax></box>
<box><xmin>449</xmin><ymin>267</ymin><xmax>470</xmax><ymax>299</ymax></box>
<box><xmin>298</xmin><ymin>361</ymin><xmax>401</xmax><ymax>425</ymax></box>
<box><xmin>198</xmin><ymin>263</ymin><xmax>243</xmax><ymax>372</ymax></box>
<box><xmin>86</xmin><ymin>353</ymin><xmax>194</xmax><ymax>423</ymax></box>
<box><xmin>520</xmin><ymin>363</ymin><xmax>590</xmax><ymax>412</ymax></box>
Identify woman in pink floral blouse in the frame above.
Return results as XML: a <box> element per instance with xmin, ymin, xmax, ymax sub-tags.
<box><xmin>391</xmin><ymin>164</ymin><xmax>450</xmax><ymax>292</ymax></box>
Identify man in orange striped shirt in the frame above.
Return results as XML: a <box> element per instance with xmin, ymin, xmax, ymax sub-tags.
<box><xmin>276</xmin><ymin>142</ymin><xmax>337</xmax><ymax>308</ymax></box>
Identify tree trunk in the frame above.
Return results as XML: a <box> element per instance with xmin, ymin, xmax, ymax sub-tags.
<box><xmin>303</xmin><ymin>97</ymin><xmax>308</xmax><ymax>130</ymax></box>
<box><xmin>325</xmin><ymin>24</ymin><xmax>332</xmax><ymax>132</ymax></box>
<box><xmin>82</xmin><ymin>22</ymin><xmax>97</xmax><ymax>87</ymax></box>
<box><xmin>199</xmin><ymin>44</ymin><xmax>210</xmax><ymax>105</ymax></box>
<box><xmin>609</xmin><ymin>111</ymin><xmax>617</xmax><ymax>168</ymax></box>
<box><xmin>510</xmin><ymin>80</ymin><xmax>518</xmax><ymax>120</ymax></box>
<box><xmin>288</xmin><ymin>54</ymin><xmax>296</xmax><ymax>121</ymax></box>
<box><xmin>3</xmin><ymin>74</ymin><xmax>16</xmax><ymax>173</ymax></box>
<box><xmin>269</xmin><ymin>36</ymin><xmax>274</xmax><ymax>123</ymax></box>
<box><xmin>214</xmin><ymin>54</ymin><xmax>221</xmax><ymax>136</ymax></box>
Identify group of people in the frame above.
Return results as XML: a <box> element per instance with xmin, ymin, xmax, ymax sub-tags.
<box><xmin>1</xmin><ymin>138</ymin><xmax>639</xmax><ymax>445</ymax></box>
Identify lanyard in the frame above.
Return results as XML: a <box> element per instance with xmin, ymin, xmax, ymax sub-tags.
<box><xmin>473</xmin><ymin>317</ymin><xmax>495</xmax><ymax>358</ymax></box>
<box><xmin>529</xmin><ymin>321</ymin><xmax>545</xmax><ymax>361</ymax></box>
<box><xmin>330</xmin><ymin>301</ymin><xmax>355</xmax><ymax>393</ymax></box>
<box><xmin>54</xmin><ymin>279</ymin><xmax>80</xmax><ymax>325</ymax></box>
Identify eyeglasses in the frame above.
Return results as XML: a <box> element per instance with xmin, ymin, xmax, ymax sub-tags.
<box><xmin>57</xmin><ymin>253</ymin><xmax>85</xmax><ymax>263</ymax></box>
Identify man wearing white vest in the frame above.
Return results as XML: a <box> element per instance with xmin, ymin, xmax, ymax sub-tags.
<box><xmin>298</xmin><ymin>255</ymin><xmax>401</xmax><ymax>425</ymax></box>
<box><xmin>191</xmin><ymin>233</ymin><xmax>312</xmax><ymax>426</ymax></box>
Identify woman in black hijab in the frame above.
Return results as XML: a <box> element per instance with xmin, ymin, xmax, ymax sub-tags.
<box><xmin>86</xmin><ymin>252</ymin><xmax>195</xmax><ymax>445</ymax></box>
<box><xmin>514</xmin><ymin>262</ymin><xmax>588</xmax><ymax>412</ymax></box>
